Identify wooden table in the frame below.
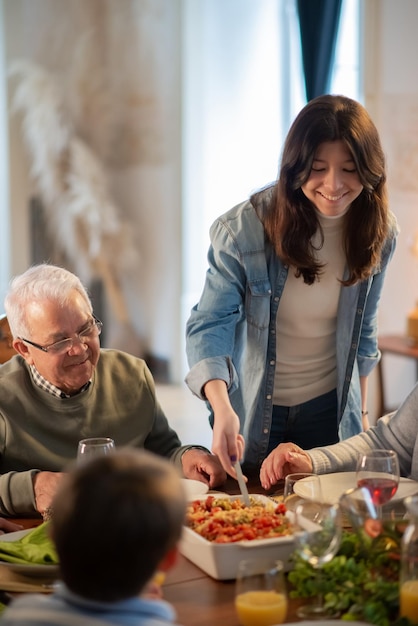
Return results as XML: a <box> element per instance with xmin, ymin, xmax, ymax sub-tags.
<box><xmin>163</xmin><ymin>552</ymin><xmax>303</xmax><ymax>625</ymax></box>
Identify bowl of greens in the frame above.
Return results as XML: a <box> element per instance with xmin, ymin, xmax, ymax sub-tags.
<box><xmin>288</xmin><ymin>492</ymin><xmax>412</xmax><ymax>626</ymax></box>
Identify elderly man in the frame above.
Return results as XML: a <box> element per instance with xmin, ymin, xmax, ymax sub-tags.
<box><xmin>0</xmin><ymin>264</ymin><xmax>226</xmax><ymax>518</ymax></box>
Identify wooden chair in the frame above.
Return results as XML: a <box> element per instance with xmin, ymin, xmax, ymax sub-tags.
<box><xmin>0</xmin><ymin>314</ymin><xmax>16</xmax><ymax>363</ymax></box>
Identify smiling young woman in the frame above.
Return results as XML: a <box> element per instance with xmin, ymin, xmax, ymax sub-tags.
<box><xmin>185</xmin><ymin>94</ymin><xmax>398</xmax><ymax>488</ymax></box>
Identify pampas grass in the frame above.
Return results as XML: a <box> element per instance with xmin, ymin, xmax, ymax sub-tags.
<box><xmin>8</xmin><ymin>59</ymin><xmax>138</xmax><ymax>325</ymax></box>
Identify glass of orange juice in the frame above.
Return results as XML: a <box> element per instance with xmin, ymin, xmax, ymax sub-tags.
<box><xmin>235</xmin><ymin>558</ymin><xmax>287</xmax><ymax>626</ymax></box>
<box><xmin>400</xmin><ymin>495</ymin><xmax>418</xmax><ymax>621</ymax></box>
<box><xmin>400</xmin><ymin>579</ymin><xmax>418</xmax><ymax>620</ymax></box>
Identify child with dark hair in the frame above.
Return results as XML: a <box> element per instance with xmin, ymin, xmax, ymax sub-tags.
<box><xmin>1</xmin><ymin>448</ymin><xmax>187</xmax><ymax>625</ymax></box>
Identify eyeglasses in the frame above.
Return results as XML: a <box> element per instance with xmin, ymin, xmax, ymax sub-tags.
<box><xmin>19</xmin><ymin>316</ymin><xmax>103</xmax><ymax>355</ymax></box>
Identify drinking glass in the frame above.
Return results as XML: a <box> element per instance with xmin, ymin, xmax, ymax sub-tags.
<box><xmin>283</xmin><ymin>472</ymin><xmax>323</xmax><ymax>514</ymax></box>
<box><xmin>400</xmin><ymin>495</ymin><xmax>418</xmax><ymax>621</ymax></box>
<box><xmin>235</xmin><ymin>558</ymin><xmax>288</xmax><ymax>626</ymax></box>
<box><xmin>293</xmin><ymin>500</ymin><xmax>342</xmax><ymax>619</ymax></box>
<box><xmin>77</xmin><ymin>437</ymin><xmax>115</xmax><ymax>463</ymax></box>
<box><xmin>356</xmin><ymin>449</ymin><xmax>400</xmax><ymax>519</ymax></box>
<box><xmin>339</xmin><ymin>486</ymin><xmax>381</xmax><ymax>542</ymax></box>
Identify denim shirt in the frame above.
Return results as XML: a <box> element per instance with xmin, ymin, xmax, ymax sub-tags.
<box><xmin>185</xmin><ymin>186</ymin><xmax>398</xmax><ymax>469</ymax></box>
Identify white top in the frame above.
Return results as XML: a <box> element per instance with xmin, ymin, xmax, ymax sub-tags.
<box><xmin>273</xmin><ymin>212</ymin><xmax>346</xmax><ymax>406</ymax></box>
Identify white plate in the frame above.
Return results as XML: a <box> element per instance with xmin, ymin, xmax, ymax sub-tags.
<box><xmin>0</xmin><ymin>528</ymin><xmax>60</xmax><ymax>578</ymax></box>
<box><xmin>294</xmin><ymin>471</ymin><xmax>418</xmax><ymax>505</ymax></box>
<box><xmin>181</xmin><ymin>478</ymin><xmax>209</xmax><ymax>500</ymax></box>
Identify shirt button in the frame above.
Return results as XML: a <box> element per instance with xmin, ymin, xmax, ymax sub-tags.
<box><xmin>274</xmin><ymin>297</ymin><xmax>279</xmax><ymax>302</ymax></box>
<box><xmin>267</xmin><ymin>394</ymin><xmax>272</xmax><ymax>400</ymax></box>
<box><xmin>263</xmin><ymin>428</ymin><xmax>269</xmax><ymax>434</ymax></box>
<box><xmin>270</xmin><ymin>360</ymin><xmax>275</xmax><ymax>366</ymax></box>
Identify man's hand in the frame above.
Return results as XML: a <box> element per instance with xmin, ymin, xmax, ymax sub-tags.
<box><xmin>181</xmin><ymin>449</ymin><xmax>227</xmax><ymax>488</ymax></box>
<box><xmin>33</xmin><ymin>471</ymin><xmax>64</xmax><ymax>517</ymax></box>
<box><xmin>260</xmin><ymin>443</ymin><xmax>313</xmax><ymax>490</ymax></box>
<box><xmin>0</xmin><ymin>518</ymin><xmax>24</xmax><ymax>535</ymax></box>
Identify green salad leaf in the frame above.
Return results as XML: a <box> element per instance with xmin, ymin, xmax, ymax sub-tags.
<box><xmin>288</xmin><ymin>520</ymin><xmax>417</xmax><ymax>626</ymax></box>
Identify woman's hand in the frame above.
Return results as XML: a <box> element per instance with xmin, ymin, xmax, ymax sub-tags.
<box><xmin>203</xmin><ymin>379</ymin><xmax>246</xmax><ymax>477</ymax></box>
<box><xmin>260</xmin><ymin>443</ymin><xmax>313</xmax><ymax>490</ymax></box>
<box><xmin>212</xmin><ymin>407</ymin><xmax>245</xmax><ymax>477</ymax></box>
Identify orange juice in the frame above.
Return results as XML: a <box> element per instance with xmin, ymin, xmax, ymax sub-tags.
<box><xmin>400</xmin><ymin>579</ymin><xmax>418</xmax><ymax>620</ymax></box>
<box><xmin>153</xmin><ymin>571</ymin><xmax>166</xmax><ymax>586</ymax></box>
<box><xmin>235</xmin><ymin>590</ymin><xmax>287</xmax><ymax>626</ymax></box>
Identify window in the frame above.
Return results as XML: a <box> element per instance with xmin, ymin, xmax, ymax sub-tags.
<box><xmin>331</xmin><ymin>0</ymin><xmax>362</xmax><ymax>100</ymax></box>
<box><xmin>283</xmin><ymin>0</ymin><xmax>361</xmax><ymax>135</ymax></box>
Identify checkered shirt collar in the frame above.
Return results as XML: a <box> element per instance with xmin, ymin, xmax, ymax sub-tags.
<box><xmin>29</xmin><ymin>365</ymin><xmax>91</xmax><ymax>399</ymax></box>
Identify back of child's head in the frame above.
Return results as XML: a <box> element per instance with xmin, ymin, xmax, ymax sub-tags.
<box><xmin>50</xmin><ymin>448</ymin><xmax>186</xmax><ymax>602</ymax></box>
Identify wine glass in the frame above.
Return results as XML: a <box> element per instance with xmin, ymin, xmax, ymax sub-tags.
<box><xmin>283</xmin><ymin>473</ymin><xmax>323</xmax><ymax>514</ymax></box>
<box><xmin>235</xmin><ymin>558</ymin><xmax>288</xmax><ymax>626</ymax></box>
<box><xmin>293</xmin><ymin>500</ymin><xmax>342</xmax><ymax>619</ymax></box>
<box><xmin>356</xmin><ymin>449</ymin><xmax>400</xmax><ymax>519</ymax></box>
<box><xmin>77</xmin><ymin>437</ymin><xmax>115</xmax><ymax>464</ymax></box>
<box><xmin>339</xmin><ymin>486</ymin><xmax>381</xmax><ymax>543</ymax></box>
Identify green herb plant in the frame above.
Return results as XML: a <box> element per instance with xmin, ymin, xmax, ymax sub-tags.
<box><xmin>288</xmin><ymin>519</ymin><xmax>417</xmax><ymax>626</ymax></box>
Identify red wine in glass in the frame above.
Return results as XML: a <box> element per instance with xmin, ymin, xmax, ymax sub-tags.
<box><xmin>356</xmin><ymin>449</ymin><xmax>400</xmax><ymax>518</ymax></box>
<box><xmin>357</xmin><ymin>476</ymin><xmax>399</xmax><ymax>506</ymax></box>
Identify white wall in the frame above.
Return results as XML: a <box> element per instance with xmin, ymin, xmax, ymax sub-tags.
<box><xmin>364</xmin><ymin>0</ymin><xmax>418</xmax><ymax>416</ymax></box>
<box><xmin>0</xmin><ymin>2</ymin><xmax>10</xmax><ymax>307</ymax></box>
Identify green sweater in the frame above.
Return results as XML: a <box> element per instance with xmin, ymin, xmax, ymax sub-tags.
<box><xmin>0</xmin><ymin>349</ymin><xmax>191</xmax><ymax>516</ymax></box>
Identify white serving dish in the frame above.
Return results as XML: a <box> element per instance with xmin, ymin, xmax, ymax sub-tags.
<box><xmin>180</xmin><ymin>494</ymin><xmax>299</xmax><ymax>580</ymax></box>
<box><xmin>180</xmin><ymin>478</ymin><xmax>209</xmax><ymax>500</ymax></box>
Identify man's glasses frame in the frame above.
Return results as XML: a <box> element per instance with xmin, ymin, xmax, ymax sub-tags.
<box><xmin>19</xmin><ymin>316</ymin><xmax>103</xmax><ymax>355</ymax></box>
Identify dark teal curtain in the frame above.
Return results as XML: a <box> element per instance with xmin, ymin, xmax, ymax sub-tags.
<box><xmin>297</xmin><ymin>0</ymin><xmax>343</xmax><ymax>101</ymax></box>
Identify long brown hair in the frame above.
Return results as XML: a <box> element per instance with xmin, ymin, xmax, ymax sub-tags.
<box><xmin>256</xmin><ymin>95</ymin><xmax>395</xmax><ymax>286</ymax></box>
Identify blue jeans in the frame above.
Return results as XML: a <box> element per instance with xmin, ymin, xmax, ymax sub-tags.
<box><xmin>267</xmin><ymin>389</ymin><xmax>339</xmax><ymax>453</ymax></box>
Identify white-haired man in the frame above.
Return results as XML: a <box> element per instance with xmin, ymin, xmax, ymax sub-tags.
<box><xmin>0</xmin><ymin>264</ymin><xmax>225</xmax><ymax>518</ymax></box>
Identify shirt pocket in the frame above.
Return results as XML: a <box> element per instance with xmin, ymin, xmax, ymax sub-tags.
<box><xmin>245</xmin><ymin>279</ymin><xmax>272</xmax><ymax>330</ymax></box>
